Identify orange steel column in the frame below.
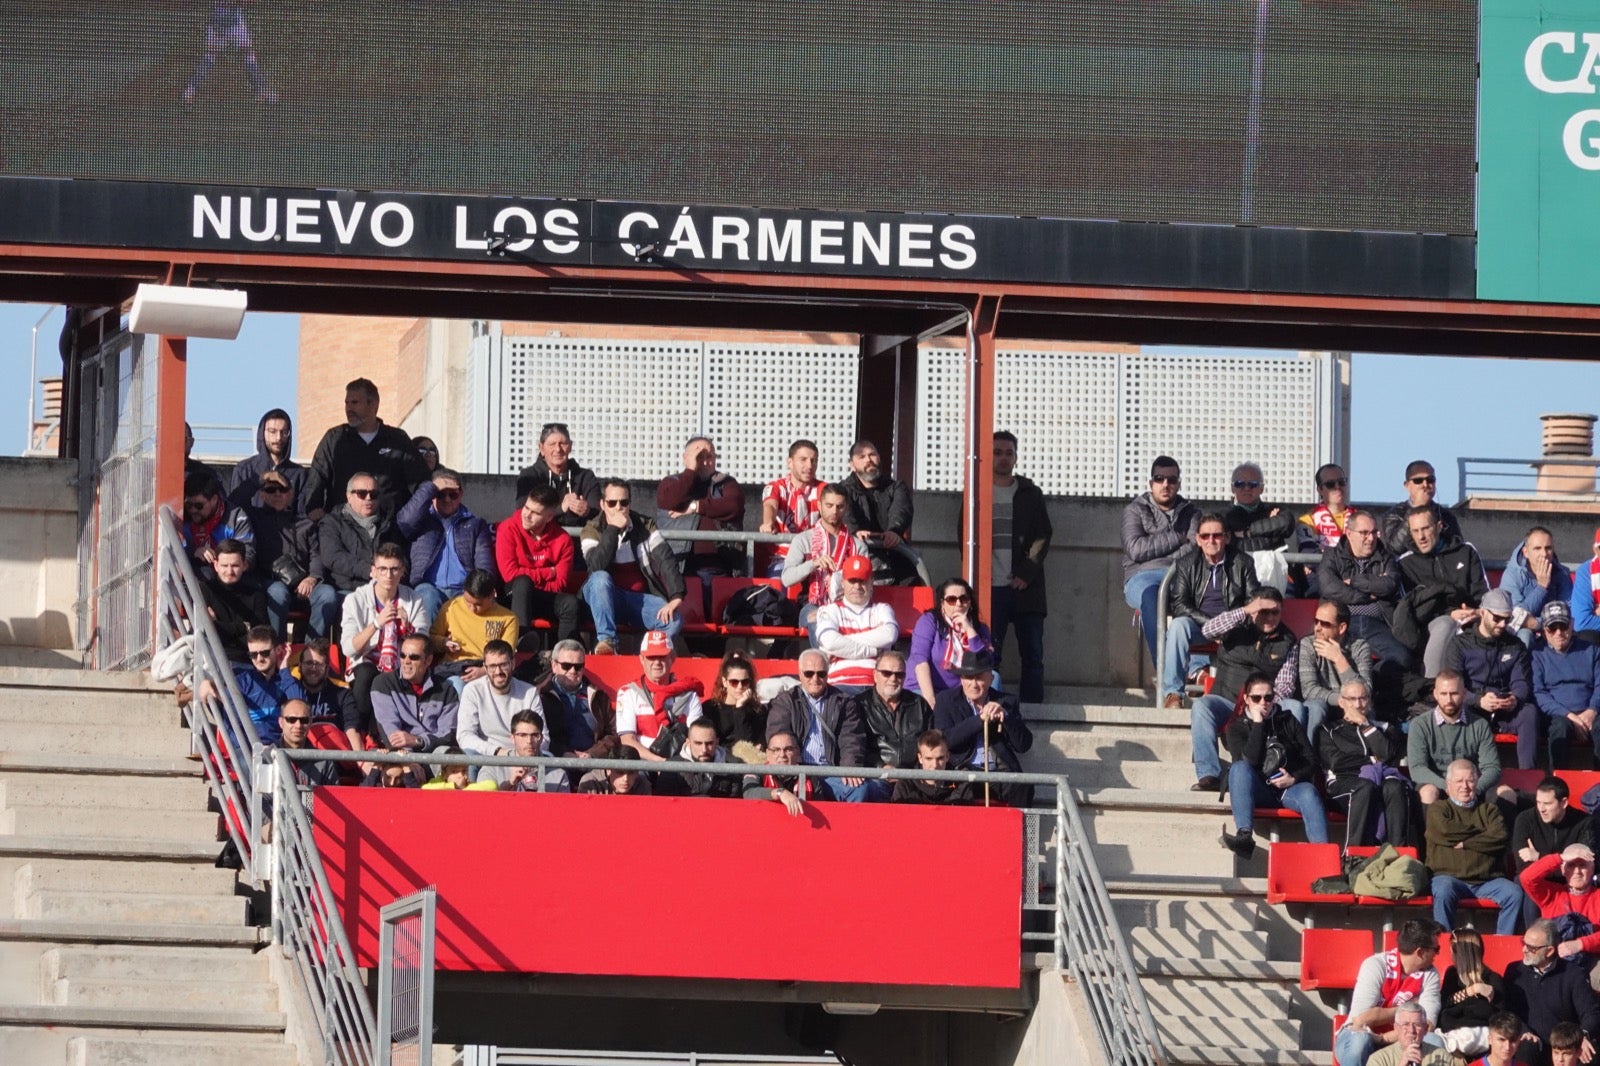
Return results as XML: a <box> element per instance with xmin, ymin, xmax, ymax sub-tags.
<box><xmin>962</xmin><ymin>295</ymin><xmax>1001</xmax><ymax>619</ymax></box>
<box><xmin>154</xmin><ymin>334</ymin><xmax>188</xmax><ymax>513</ymax></box>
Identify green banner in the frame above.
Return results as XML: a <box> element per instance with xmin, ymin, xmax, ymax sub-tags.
<box><xmin>1480</xmin><ymin>0</ymin><xmax>1600</xmax><ymax>302</ymax></box>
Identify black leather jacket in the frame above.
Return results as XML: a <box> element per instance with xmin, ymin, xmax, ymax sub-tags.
<box><xmin>853</xmin><ymin>688</ymin><xmax>933</xmax><ymax>768</ymax></box>
<box><xmin>1167</xmin><ymin>546</ymin><xmax>1259</xmax><ymax>624</ymax></box>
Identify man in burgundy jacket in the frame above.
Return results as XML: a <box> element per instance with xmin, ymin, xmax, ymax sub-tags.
<box><xmin>657</xmin><ymin>436</ymin><xmax>747</xmax><ymax>580</ymax></box>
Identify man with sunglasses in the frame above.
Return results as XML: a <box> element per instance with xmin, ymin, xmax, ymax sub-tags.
<box><xmin>1383</xmin><ymin>461</ymin><xmax>1463</xmax><ymax>558</ymax></box>
<box><xmin>1223</xmin><ymin>462</ymin><xmax>1297</xmax><ymax>557</ymax></box>
<box><xmin>1442</xmin><ymin>587</ymin><xmax>1536</xmax><ymax>769</ymax></box>
<box><xmin>1502</xmin><ymin>919</ymin><xmax>1600</xmax><ymax>1066</ymax></box>
<box><xmin>580</xmin><ymin>478</ymin><xmax>686</xmax><ymax>656</ymax></box>
<box><xmin>399</xmin><ymin>468</ymin><xmax>495</xmax><ymax>621</ymax></box>
<box><xmin>1298</xmin><ymin>600</ymin><xmax>1373</xmax><ymax>740</ymax></box>
<box><xmin>1298</xmin><ymin>464</ymin><xmax>1359</xmax><ymax>554</ymax></box>
<box><xmin>370</xmin><ymin>634</ymin><xmax>458</xmax><ymax>753</ymax></box>
<box><xmin>1397</xmin><ymin>503</ymin><xmax>1489</xmax><ymax>679</ymax></box>
<box><xmin>1187</xmin><ymin>586</ymin><xmax>1300</xmax><ymax>791</ymax></box>
<box><xmin>182</xmin><ymin>470</ymin><xmax>256</xmax><ymax>576</ymax></box>
<box><xmin>853</xmin><ymin>649</ymin><xmax>932</xmax><ymax>802</ymax></box>
<box><xmin>249</xmin><ymin>470</ymin><xmax>337</xmax><ymax>640</ymax></box>
<box><xmin>232</xmin><ymin>625</ymin><xmax>305</xmax><ymax>744</ymax></box>
<box><xmin>766</xmin><ymin>648</ymin><xmax>871</xmax><ymax>801</ymax></box>
<box><xmin>1161</xmin><ymin>512</ymin><xmax>1260</xmax><ymax>710</ymax></box>
<box><xmin>537</xmin><ymin>639</ymin><xmax>620</xmax><ymax>760</ymax></box>
<box><xmin>1121</xmin><ymin>455</ymin><xmax>1202</xmax><ymax>676</ymax></box>
<box><xmin>319</xmin><ymin>473</ymin><xmax>404</xmax><ymax>594</ymax></box>
<box><xmin>272</xmin><ymin>700</ymin><xmax>341</xmax><ymax>789</ymax></box>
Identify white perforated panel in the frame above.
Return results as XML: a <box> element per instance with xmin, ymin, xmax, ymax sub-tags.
<box><xmin>704</xmin><ymin>343</ymin><xmax>859</xmax><ymax>484</ymax></box>
<box><xmin>501</xmin><ymin>338</ymin><xmax>702</xmax><ymax>480</ymax></box>
<box><xmin>914</xmin><ymin>346</ymin><xmax>967</xmax><ymax>489</ymax></box>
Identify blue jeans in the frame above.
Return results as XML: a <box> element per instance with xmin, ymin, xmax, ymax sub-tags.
<box><xmin>1430</xmin><ymin>875</ymin><xmax>1531</xmax><ymax>936</ymax></box>
<box><xmin>580</xmin><ymin>570</ymin><xmax>683</xmax><ymax>645</ymax></box>
<box><xmin>412</xmin><ymin>582</ymin><xmax>458</xmax><ymax>622</ymax></box>
<box><xmin>991</xmin><ymin>585</ymin><xmax>1046</xmax><ymax>703</ymax></box>
<box><xmin>1294</xmin><ymin>700</ymin><xmax>1330</xmax><ymax>742</ymax></box>
<box><xmin>1334</xmin><ymin>1028</ymin><xmax>1378</xmax><ymax>1066</ymax></box>
<box><xmin>1349</xmin><ymin>614</ymin><xmax>1411</xmax><ymax>669</ymax></box>
<box><xmin>861</xmin><ymin>778</ymin><xmax>894</xmax><ymax>802</ymax></box>
<box><xmin>1161</xmin><ymin>616</ymin><xmax>1202</xmax><ymax>699</ymax></box>
<box><xmin>1123</xmin><ymin>568</ymin><xmax>1167</xmax><ymax>667</ymax></box>
<box><xmin>1228</xmin><ymin>761</ymin><xmax>1329</xmax><ymax>842</ymax></box>
<box><xmin>265</xmin><ymin>578</ymin><xmax>339</xmax><ymax>639</ymax></box>
<box><xmin>1191</xmin><ymin>695</ymin><xmax>1233</xmax><ymax>781</ymax></box>
<box><xmin>821</xmin><ymin>775</ymin><xmax>873</xmax><ymax>803</ymax></box>
<box><xmin>799</xmin><ymin>603</ymin><xmax>820</xmax><ymax>646</ymax></box>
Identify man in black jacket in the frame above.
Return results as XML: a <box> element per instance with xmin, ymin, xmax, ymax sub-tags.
<box><xmin>1442</xmin><ymin>586</ymin><xmax>1536</xmax><ymax>769</ymax></box>
<box><xmin>1503</xmin><ymin>918</ymin><xmax>1600</xmax><ymax>1060</ymax></box>
<box><xmin>990</xmin><ymin>432</ymin><xmax>1052</xmax><ymax>703</ymax></box>
<box><xmin>1318</xmin><ymin>511</ymin><xmax>1410</xmax><ymax>672</ymax></box>
<box><xmin>251</xmin><ymin>471</ymin><xmax>338</xmax><ymax>640</ymax></box>
<box><xmin>1223</xmin><ymin>462</ymin><xmax>1298</xmax><ymax>554</ymax></box>
<box><xmin>838</xmin><ymin>439</ymin><xmax>918</xmax><ymax>586</ymax></box>
<box><xmin>301</xmin><ymin>378</ymin><xmax>428</xmax><ymax>519</ymax></box>
<box><xmin>853</xmin><ymin>650</ymin><xmax>932</xmax><ymax>801</ymax></box>
<box><xmin>318</xmin><ymin>473</ymin><xmax>403</xmax><ymax>594</ymax></box>
<box><xmin>1396</xmin><ymin>503</ymin><xmax>1489</xmax><ymax>678</ymax></box>
<box><xmin>201</xmin><ymin>539</ymin><xmax>269</xmax><ymax>663</ymax></box>
<box><xmin>1161</xmin><ymin>513</ymin><xmax>1259</xmax><ymax>709</ymax></box>
<box><xmin>932</xmin><ymin>654</ymin><xmax>1033</xmax><ymax>807</ymax></box>
<box><xmin>579</xmin><ymin>479</ymin><xmax>686</xmax><ymax>655</ymax></box>
<box><xmin>766</xmin><ymin>649</ymin><xmax>871</xmax><ymax>801</ymax></box>
<box><xmin>1382</xmin><ymin>460</ymin><xmax>1463</xmax><ymax>558</ymax></box>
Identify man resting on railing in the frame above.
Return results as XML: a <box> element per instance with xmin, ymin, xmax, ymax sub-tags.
<box><xmin>892</xmin><ymin>730</ymin><xmax>978</xmax><ymax>806</ymax></box>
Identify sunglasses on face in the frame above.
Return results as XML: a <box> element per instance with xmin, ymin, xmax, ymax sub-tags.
<box><xmin>1233</xmin><ymin>480</ymin><xmax>1261</xmax><ymax>489</ymax></box>
<box><xmin>800</xmin><ymin>670</ymin><xmax>827</xmax><ymax>679</ymax></box>
<box><xmin>1245</xmin><ymin>693</ymin><xmax>1273</xmax><ymax>704</ymax></box>
<box><xmin>603</xmin><ymin>498</ymin><xmax>630</xmax><ymax>508</ymax></box>
<box><xmin>724</xmin><ymin>677</ymin><xmax>752</xmax><ymax>688</ymax></box>
<box><xmin>1320</xmin><ymin>478</ymin><xmax>1348</xmax><ymax>489</ymax></box>
<box><xmin>281</xmin><ymin>716</ymin><xmax>311</xmax><ymax>725</ymax></box>
<box><xmin>1151</xmin><ymin>475</ymin><xmax>1179</xmax><ymax>485</ymax></box>
<box><xmin>943</xmin><ymin>595</ymin><xmax>971</xmax><ymax>605</ymax></box>
<box><xmin>1487</xmin><ymin>613</ymin><xmax>1512</xmax><ymax>624</ymax></box>
<box><xmin>350</xmin><ymin>488</ymin><xmax>376</xmax><ymax>499</ymax></box>
<box><xmin>877</xmin><ymin>669</ymin><xmax>905</xmax><ymax>679</ymax></box>
<box><xmin>1409</xmin><ymin>475</ymin><xmax>1437</xmax><ymax>485</ymax></box>
<box><xmin>435</xmin><ymin>489</ymin><xmax>461</xmax><ymax>500</ymax></box>
<box><xmin>1196</xmin><ymin>533</ymin><xmax>1225</xmax><ymax>541</ymax></box>
<box><xmin>248</xmin><ymin>649</ymin><xmax>275</xmax><ymax>661</ymax></box>
<box><xmin>260</xmin><ymin>484</ymin><xmax>290</xmax><ymax>495</ymax></box>
<box><xmin>416</xmin><ymin>446</ymin><xmax>438</xmax><ymax>456</ymax></box>
<box><xmin>399</xmin><ymin>653</ymin><xmax>427</xmax><ymax>662</ymax></box>
<box><xmin>552</xmin><ymin>660</ymin><xmax>584</xmax><ymax>672</ymax></box>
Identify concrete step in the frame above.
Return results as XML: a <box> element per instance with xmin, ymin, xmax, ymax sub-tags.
<box><xmin>0</xmin><ymin>836</ymin><xmax>221</xmax><ymax>862</ymax></box>
<box><xmin>0</xmin><ymin>919</ymin><xmax>264</xmax><ymax>948</ymax></box>
<box><xmin>1106</xmin><ymin>875</ymin><xmax>1267</xmax><ymax>898</ymax></box>
<box><xmin>1038</xmin><ymin>723</ymin><xmax>1195</xmax><ymax>764</ymax></box>
<box><xmin>50</xmin><ymin>976</ymin><xmax>280</xmax><ymax>1014</ymax></box>
<box><xmin>0</xmin><ymin>692</ymin><xmax>180</xmax><ymax>728</ymax></box>
<box><xmin>0</xmin><ymin>667</ymin><xmax>170</xmax><ymax>694</ymax></box>
<box><xmin>1156</xmin><ymin>1014</ymin><xmax>1303</xmax><ymax>1049</ymax></box>
<box><xmin>1028</xmin><ymin>695</ymin><xmax>1183</xmax><ymax>725</ymax></box>
<box><xmin>1084</xmin><ymin>811</ymin><xmax>1238</xmax><ymax>878</ymax></box>
<box><xmin>23</xmin><ymin>889</ymin><xmax>248</xmax><ymax>927</ymax></box>
<box><xmin>1112</xmin><ymin>896</ymin><xmax>1276</xmax><ymax>935</ymax></box>
<box><xmin>0</xmin><ymin>776</ymin><xmax>208</xmax><ymax>811</ymax></box>
<box><xmin>0</xmin><ymin>724</ymin><xmax>191</xmax><ymax>761</ymax></box>
<box><xmin>1165</xmin><ymin>1045</ymin><xmax>1332</xmax><ymax>1066</ymax></box>
<box><xmin>43</xmin><ymin>945</ymin><xmax>268</xmax><ymax>987</ymax></box>
<box><xmin>0</xmin><ymin>806</ymin><xmax>219</xmax><ymax>842</ymax></box>
<box><xmin>1141</xmin><ymin>976</ymin><xmax>1292</xmax><ymax>1018</ymax></box>
<box><xmin>1056</xmin><ymin>758</ymin><xmax>1213</xmax><ymax>792</ymax></box>
<box><xmin>1134</xmin><ymin>951</ymin><xmax>1299</xmax><ymax>982</ymax></box>
<box><xmin>1129</xmin><ymin>926</ymin><xmax>1270</xmax><ymax>963</ymax></box>
<box><xmin>67</xmin><ymin>1033</ymin><xmax>296</xmax><ymax>1066</ymax></box>
<box><xmin>0</xmin><ymin>1004</ymin><xmax>283</xmax><ymax>1032</ymax></box>
<box><xmin>15</xmin><ymin>860</ymin><xmax>237</xmax><ymax>904</ymax></box>
<box><xmin>0</xmin><ymin>752</ymin><xmax>200</xmax><ymax>779</ymax></box>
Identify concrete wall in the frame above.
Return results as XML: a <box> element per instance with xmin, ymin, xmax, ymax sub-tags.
<box><xmin>0</xmin><ymin>459</ymin><xmax>77</xmax><ymax>649</ymax></box>
<box><xmin>453</xmin><ymin>473</ymin><xmax>1600</xmax><ymax>690</ymax></box>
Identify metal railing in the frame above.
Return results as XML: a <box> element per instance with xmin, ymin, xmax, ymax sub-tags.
<box><xmin>1150</xmin><ymin>550</ymin><xmax>1324</xmax><ymax>709</ymax></box>
<box><xmin>377</xmin><ymin>888</ymin><xmax>437</xmax><ymax>1066</ymax></box>
<box><xmin>620</xmin><ymin>526</ymin><xmax>932</xmax><ymax>585</ymax></box>
<box><xmin>156</xmin><ymin>505</ymin><xmax>379</xmax><ymax>1065</ymax></box>
<box><xmin>1457</xmin><ymin>455</ymin><xmax>1600</xmax><ymax>504</ymax></box>
<box><xmin>278</xmin><ymin>748</ymin><xmax>1166</xmax><ymax>1066</ymax></box>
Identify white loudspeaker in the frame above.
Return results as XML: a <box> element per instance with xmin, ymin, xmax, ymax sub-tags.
<box><xmin>128</xmin><ymin>284</ymin><xmax>248</xmax><ymax>339</ymax></box>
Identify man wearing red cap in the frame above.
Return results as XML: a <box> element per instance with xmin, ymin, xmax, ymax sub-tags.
<box><xmin>813</xmin><ymin>555</ymin><xmax>900</xmax><ymax>693</ymax></box>
<box><xmin>1569</xmin><ymin>526</ymin><xmax>1600</xmax><ymax>646</ymax></box>
<box><xmin>614</xmin><ymin>630</ymin><xmax>704</xmax><ymax>762</ymax></box>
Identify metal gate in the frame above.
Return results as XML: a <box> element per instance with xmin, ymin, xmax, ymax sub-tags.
<box><xmin>378</xmin><ymin>887</ymin><xmax>438</xmax><ymax>1066</ymax></box>
<box><xmin>75</xmin><ymin>328</ymin><xmax>158</xmax><ymax>670</ymax></box>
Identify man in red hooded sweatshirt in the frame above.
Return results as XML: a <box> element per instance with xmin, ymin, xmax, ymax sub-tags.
<box><xmin>495</xmin><ymin>485</ymin><xmax>579</xmax><ymax>647</ymax></box>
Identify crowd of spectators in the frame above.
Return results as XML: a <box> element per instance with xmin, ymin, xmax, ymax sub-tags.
<box><xmin>185</xmin><ymin>380</ymin><xmax>1055</xmax><ymax>809</ymax></box>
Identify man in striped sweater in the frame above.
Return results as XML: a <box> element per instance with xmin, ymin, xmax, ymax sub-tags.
<box><xmin>813</xmin><ymin>556</ymin><xmax>900</xmax><ymax>695</ymax></box>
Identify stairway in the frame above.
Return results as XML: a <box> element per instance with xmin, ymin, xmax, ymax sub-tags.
<box><xmin>1032</xmin><ymin>687</ymin><xmax>1332</xmax><ymax>1066</ymax></box>
<box><xmin>0</xmin><ymin>667</ymin><xmax>296</xmax><ymax>1065</ymax></box>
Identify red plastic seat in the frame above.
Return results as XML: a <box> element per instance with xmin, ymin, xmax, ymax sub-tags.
<box><xmin>1381</xmin><ymin>930</ymin><xmax>1518</xmax><ymax>974</ymax></box>
<box><xmin>1300</xmin><ymin>928</ymin><xmax>1376</xmax><ymax>990</ymax></box>
<box><xmin>875</xmin><ymin>586</ymin><xmax>935</xmax><ymax>638</ymax></box>
<box><xmin>1267</xmin><ymin>842</ymin><xmax>1345</xmax><ymax>905</ymax></box>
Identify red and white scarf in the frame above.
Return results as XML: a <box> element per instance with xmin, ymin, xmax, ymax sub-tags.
<box><xmin>806</xmin><ymin>525</ymin><xmax>857</xmax><ymax>606</ymax></box>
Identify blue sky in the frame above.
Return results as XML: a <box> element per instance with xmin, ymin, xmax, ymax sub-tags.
<box><xmin>0</xmin><ymin>300</ymin><xmax>1593</xmax><ymax>505</ymax></box>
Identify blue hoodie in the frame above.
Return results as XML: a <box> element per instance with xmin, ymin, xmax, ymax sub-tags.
<box><xmin>1501</xmin><ymin>537</ymin><xmax>1573</xmax><ymax>630</ymax></box>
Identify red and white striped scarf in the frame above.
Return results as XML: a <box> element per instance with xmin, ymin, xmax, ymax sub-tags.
<box><xmin>806</xmin><ymin>526</ymin><xmax>857</xmax><ymax>606</ymax></box>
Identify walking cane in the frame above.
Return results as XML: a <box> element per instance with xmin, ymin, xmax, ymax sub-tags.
<box><xmin>983</xmin><ymin>712</ymin><xmax>992</xmax><ymax>807</ymax></box>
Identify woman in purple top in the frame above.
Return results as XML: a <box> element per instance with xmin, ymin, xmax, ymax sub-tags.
<box><xmin>908</xmin><ymin>578</ymin><xmax>992</xmax><ymax>699</ymax></box>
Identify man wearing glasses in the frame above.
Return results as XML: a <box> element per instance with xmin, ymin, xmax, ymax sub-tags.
<box><xmin>398</xmin><ymin>468</ymin><xmax>495</xmax><ymax>621</ymax></box>
<box><xmin>1297</xmin><ymin>600</ymin><xmax>1373</xmax><ymax>741</ymax></box>
<box><xmin>537</xmin><ymin>639</ymin><xmax>620</xmax><ymax>760</ymax></box>
<box><xmin>1383</xmin><ymin>460</ymin><xmax>1463</xmax><ymax>558</ymax></box>
<box><xmin>580</xmin><ymin>478</ymin><xmax>686</xmax><ymax>656</ymax></box>
<box><xmin>1186</xmin><ymin>586</ymin><xmax>1299</xmax><ymax>792</ymax></box>
<box><xmin>766</xmin><ymin>648</ymin><xmax>870</xmax><ymax>801</ymax></box>
<box><xmin>1319</xmin><ymin>511</ymin><xmax>1410</xmax><ymax>673</ymax></box>
<box><xmin>1532</xmin><ymin>601</ymin><xmax>1600</xmax><ymax>768</ymax></box>
<box><xmin>1121</xmin><ymin>456</ymin><xmax>1201</xmax><ymax>678</ymax></box>
<box><xmin>1298</xmin><ymin>463</ymin><xmax>1358</xmax><ymax>554</ymax></box>
<box><xmin>319</xmin><ymin>473</ymin><xmax>403</xmax><ymax>595</ymax></box>
<box><xmin>370</xmin><ymin>634</ymin><xmax>458</xmax><ymax>753</ymax></box>
<box><xmin>272</xmin><ymin>700</ymin><xmax>341</xmax><ymax>789</ymax></box>
<box><xmin>1162</xmin><ymin>512</ymin><xmax>1260</xmax><ymax>711</ymax></box>
<box><xmin>250</xmin><ymin>470</ymin><xmax>337</xmax><ymax>640</ymax></box>
<box><xmin>457</xmin><ymin>640</ymin><xmax>543</xmax><ymax>766</ymax></box>
<box><xmin>232</xmin><ymin>625</ymin><xmax>306</xmax><ymax>744</ymax></box>
<box><xmin>1222</xmin><ymin>462</ymin><xmax>1297</xmax><ymax>559</ymax></box>
<box><xmin>853</xmin><ymin>650</ymin><xmax>932</xmax><ymax>802</ymax></box>
<box><xmin>1442</xmin><ymin>587</ymin><xmax>1535</xmax><ymax>769</ymax></box>
<box><xmin>1503</xmin><ymin>918</ymin><xmax>1600</xmax><ymax>1063</ymax></box>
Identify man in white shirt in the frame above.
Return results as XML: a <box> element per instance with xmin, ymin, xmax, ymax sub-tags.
<box><xmin>338</xmin><ymin>543</ymin><xmax>430</xmax><ymax>740</ymax></box>
<box><xmin>814</xmin><ymin>556</ymin><xmax>900</xmax><ymax>693</ymax></box>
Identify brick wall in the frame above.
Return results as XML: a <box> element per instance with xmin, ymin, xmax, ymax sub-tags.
<box><xmin>294</xmin><ymin>315</ymin><xmax>420</xmax><ymax>458</ymax></box>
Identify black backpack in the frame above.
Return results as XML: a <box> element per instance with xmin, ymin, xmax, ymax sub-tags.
<box><xmin>723</xmin><ymin>584</ymin><xmax>795</xmax><ymax>627</ymax></box>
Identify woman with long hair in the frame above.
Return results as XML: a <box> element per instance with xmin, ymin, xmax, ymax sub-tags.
<box><xmin>1436</xmin><ymin>927</ymin><xmax>1505</xmax><ymax>1055</ymax></box>
<box><xmin>700</xmin><ymin>651</ymin><xmax>768</xmax><ymax>761</ymax></box>
<box><xmin>908</xmin><ymin>578</ymin><xmax>992</xmax><ymax>699</ymax></box>
<box><xmin>1219</xmin><ymin>672</ymin><xmax>1326</xmax><ymax>857</ymax></box>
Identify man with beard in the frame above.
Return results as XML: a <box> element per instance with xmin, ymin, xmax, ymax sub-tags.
<box><xmin>838</xmin><ymin>439</ymin><xmax>918</xmax><ymax>586</ymax></box>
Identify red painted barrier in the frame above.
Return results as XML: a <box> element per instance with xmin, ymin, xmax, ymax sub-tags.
<box><xmin>312</xmin><ymin>788</ymin><xmax>1024</xmax><ymax>988</ymax></box>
